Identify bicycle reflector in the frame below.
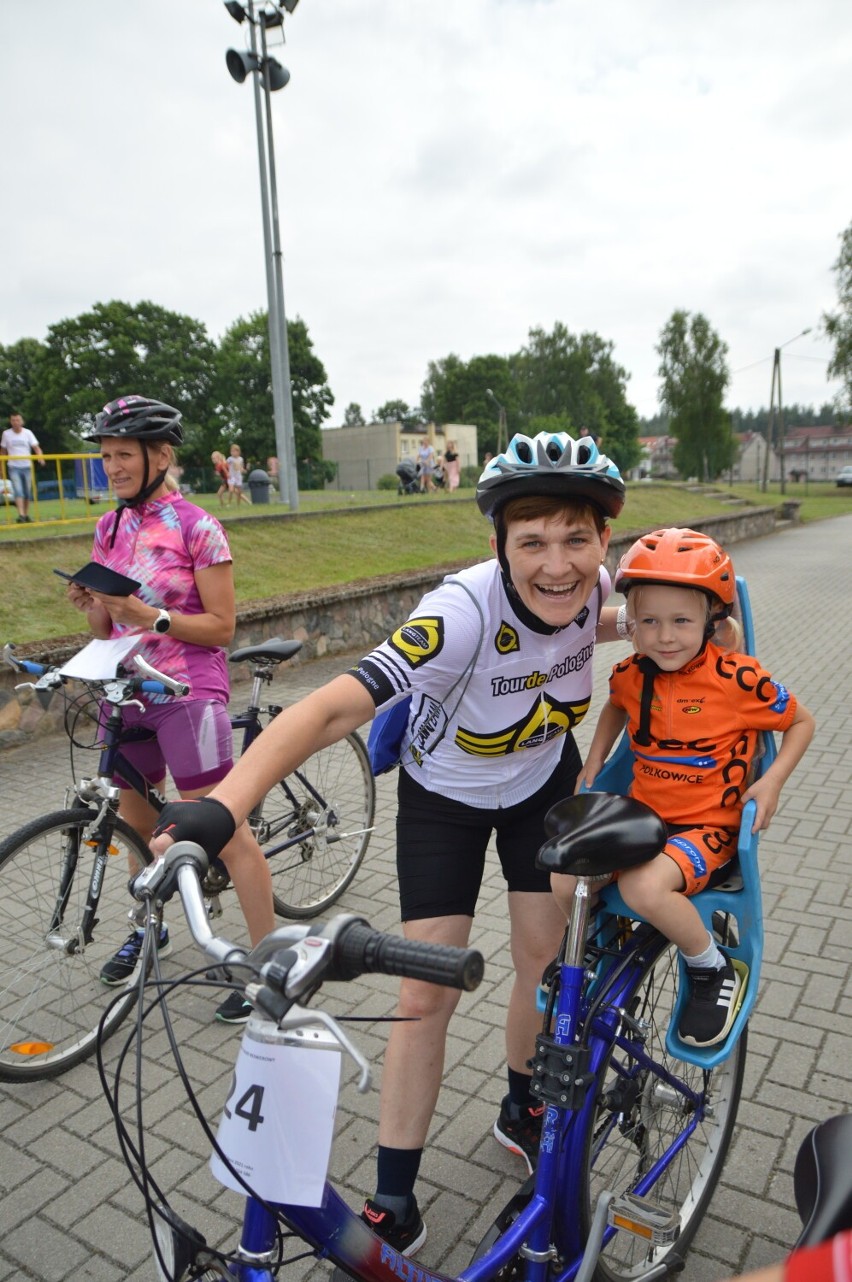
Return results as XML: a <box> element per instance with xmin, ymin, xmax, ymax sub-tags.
<box><xmin>607</xmin><ymin>1193</ymin><xmax>680</xmax><ymax>1245</ymax></box>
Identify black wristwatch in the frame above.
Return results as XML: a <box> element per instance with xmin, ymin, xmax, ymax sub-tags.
<box><xmin>152</xmin><ymin>609</ymin><xmax>172</xmax><ymax>635</ymax></box>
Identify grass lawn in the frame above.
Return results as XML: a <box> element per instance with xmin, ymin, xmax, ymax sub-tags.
<box><xmin>2</xmin><ymin>480</ymin><xmax>850</xmax><ymax>647</ymax></box>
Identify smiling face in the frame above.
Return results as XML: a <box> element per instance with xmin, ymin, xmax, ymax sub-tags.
<box><xmin>628</xmin><ymin>584</ymin><xmax>709</xmax><ymax>671</ymax></box>
<box><xmin>494</xmin><ymin>508</ymin><xmax>610</xmax><ymax>627</ymax></box>
<box><xmin>100</xmin><ymin>437</ymin><xmax>170</xmax><ymax>502</ymax></box>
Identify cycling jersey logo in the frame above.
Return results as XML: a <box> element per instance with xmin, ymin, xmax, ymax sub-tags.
<box><xmin>455</xmin><ymin>693</ymin><xmax>591</xmax><ymax>756</ymax></box>
<box><xmin>681</xmin><ymin>705</ymin><xmax>702</xmax><ymax>715</ymax></box>
<box><xmin>387</xmin><ymin>617</ymin><xmax>445</xmax><ymax>668</ymax></box>
<box><xmin>495</xmin><ymin>622</ymin><xmax>520</xmax><ymax>654</ymax></box>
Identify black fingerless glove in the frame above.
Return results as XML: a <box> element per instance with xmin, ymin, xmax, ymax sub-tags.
<box><xmin>153</xmin><ymin>797</ymin><xmax>237</xmax><ymax>862</ymax></box>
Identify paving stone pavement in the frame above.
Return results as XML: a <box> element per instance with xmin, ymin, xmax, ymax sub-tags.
<box><xmin>1</xmin><ymin>516</ymin><xmax>850</xmax><ymax>1282</ymax></box>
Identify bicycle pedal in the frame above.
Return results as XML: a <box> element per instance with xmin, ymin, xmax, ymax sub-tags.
<box><xmin>607</xmin><ymin>1192</ymin><xmax>680</xmax><ymax>1245</ymax></box>
<box><xmin>206</xmin><ymin>895</ymin><xmax>223</xmax><ymax>919</ymax></box>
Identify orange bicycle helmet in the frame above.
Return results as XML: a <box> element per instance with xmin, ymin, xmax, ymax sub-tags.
<box><xmin>614</xmin><ymin>527</ymin><xmax>735</xmax><ymax>614</ymax></box>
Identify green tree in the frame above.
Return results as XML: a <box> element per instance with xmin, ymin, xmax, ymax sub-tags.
<box><xmin>823</xmin><ymin>220</ymin><xmax>852</xmax><ymax>408</ymax></box>
<box><xmin>372</xmin><ymin>398</ymin><xmax>422</xmax><ymax>426</ymax></box>
<box><xmin>0</xmin><ymin>338</ymin><xmax>57</xmax><ymax>450</ymax></box>
<box><xmin>37</xmin><ymin>301</ymin><xmax>218</xmax><ymax>457</ymax></box>
<box><xmin>343</xmin><ymin>402</ymin><xmax>365</xmax><ymax>426</ymax></box>
<box><xmin>214</xmin><ymin>311</ymin><xmax>334</xmax><ymax>488</ymax></box>
<box><xmin>516</xmin><ymin>324</ymin><xmax>641</xmax><ymax>471</ymax></box>
<box><xmin>656</xmin><ymin>310</ymin><xmax>735</xmax><ymax>481</ymax></box>
<box><xmin>420</xmin><ymin>353</ymin><xmax>515</xmax><ymax>459</ymax></box>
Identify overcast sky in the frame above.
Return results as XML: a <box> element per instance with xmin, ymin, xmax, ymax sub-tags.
<box><xmin>2</xmin><ymin>0</ymin><xmax>850</xmax><ymax>426</ymax></box>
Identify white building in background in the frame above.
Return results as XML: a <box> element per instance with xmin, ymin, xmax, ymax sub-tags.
<box><xmin>321</xmin><ymin>421</ymin><xmax>478</xmax><ymax>491</ymax></box>
<box><xmin>775</xmin><ymin>425</ymin><xmax>852</xmax><ymax>482</ymax></box>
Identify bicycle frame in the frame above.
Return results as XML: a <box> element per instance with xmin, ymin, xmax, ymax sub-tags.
<box><xmin>207</xmin><ymin>915</ymin><xmax>679</xmax><ymax>1282</ymax></box>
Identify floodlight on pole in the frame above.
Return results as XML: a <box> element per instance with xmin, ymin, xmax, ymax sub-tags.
<box><xmin>223</xmin><ymin>0</ymin><xmax>299</xmax><ymax>511</ymax></box>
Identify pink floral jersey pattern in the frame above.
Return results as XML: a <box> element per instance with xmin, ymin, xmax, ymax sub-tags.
<box><xmin>92</xmin><ymin>493</ymin><xmax>232</xmax><ymax>703</ymax></box>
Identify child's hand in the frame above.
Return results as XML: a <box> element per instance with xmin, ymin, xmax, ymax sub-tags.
<box><xmin>574</xmin><ymin>761</ymin><xmax>602</xmax><ymax>794</ymax></box>
<box><xmin>741</xmin><ymin>775</ymin><xmax>783</xmax><ymax>832</ymax></box>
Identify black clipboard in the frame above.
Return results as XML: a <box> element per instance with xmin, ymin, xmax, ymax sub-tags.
<box><xmin>54</xmin><ymin>563</ymin><xmax>141</xmax><ymax>597</ymax></box>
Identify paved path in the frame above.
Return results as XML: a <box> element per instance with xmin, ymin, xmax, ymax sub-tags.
<box><xmin>1</xmin><ymin>517</ymin><xmax>850</xmax><ymax>1282</ymax></box>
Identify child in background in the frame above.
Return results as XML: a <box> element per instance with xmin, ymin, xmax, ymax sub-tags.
<box><xmin>211</xmin><ymin>451</ymin><xmax>230</xmax><ymax>505</ymax></box>
<box><xmin>226</xmin><ymin>444</ymin><xmax>250</xmax><ymax>506</ymax></box>
<box><xmin>553</xmin><ymin>528</ymin><xmax>814</xmax><ymax>1048</ymax></box>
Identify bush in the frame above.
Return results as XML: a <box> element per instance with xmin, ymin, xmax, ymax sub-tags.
<box><xmin>459</xmin><ymin>464</ymin><xmax>480</xmax><ymax>489</ymax></box>
<box><xmin>377</xmin><ymin>474</ymin><xmax>399</xmax><ymax>491</ymax></box>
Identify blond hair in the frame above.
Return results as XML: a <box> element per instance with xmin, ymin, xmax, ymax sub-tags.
<box><xmin>626</xmin><ymin>585</ymin><xmax>743</xmax><ymax>651</ymax></box>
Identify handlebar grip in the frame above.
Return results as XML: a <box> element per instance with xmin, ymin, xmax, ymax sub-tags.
<box><xmin>139</xmin><ymin>680</ymin><xmax>168</xmax><ymax>695</ymax></box>
<box><xmin>17</xmin><ymin>660</ymin><xmax>47</xmax><ymax>675</ymax></box>
<box><xmin>331</xmin><ymin>919</ymin><xmax>484</xmax><ymax>991</ymax></box>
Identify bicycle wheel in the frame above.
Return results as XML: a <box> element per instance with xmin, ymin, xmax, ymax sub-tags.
<box><xmin>580</xmin><ymin>929</ymin><xmax>746</xmax><ymax>1280</ymax></box>
<box><xmin>0</xmin><ymin>807</ymin><xmax>153</xmax><ymax>1081</ymax></box>
<box><xmin>251</xmin><ymin>732</ymin><xmax>375</xmax><ymax>918</ymax></box>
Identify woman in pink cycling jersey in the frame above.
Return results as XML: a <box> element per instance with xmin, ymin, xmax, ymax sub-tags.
<box><xmin>65</xmin><ymin>395</ymin><xmax>274</xmax><ymax>1023</ymax></box>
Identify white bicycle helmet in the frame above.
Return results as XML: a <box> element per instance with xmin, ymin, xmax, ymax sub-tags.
<box><xmin>476</xmin><ymin>432</ymin><xmax>625</xmax><ymax>519</ymax></box>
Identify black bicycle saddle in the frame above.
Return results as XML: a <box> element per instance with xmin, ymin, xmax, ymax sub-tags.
<box><xmin>793</xmin><ymin>1114</ymin><xmax>852</xmax><ymax>1249</ymax></box>
<box><xmin>536</xmin><ymin>792</ymin><xmax>667</xmax><ymax>878</ymax></box>
<box><xmin>228</xmin><ymin>638</ymin><xmax>303</xmax><ymax>665</ymax></box>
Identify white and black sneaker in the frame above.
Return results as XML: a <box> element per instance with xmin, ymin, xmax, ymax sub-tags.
<box><xmin>678</xmin><ymin>950</ymin><xmax>742</xmax><ymax>1047</ymax></box>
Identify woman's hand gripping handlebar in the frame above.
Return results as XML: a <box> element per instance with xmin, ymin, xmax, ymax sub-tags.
<box><xmin>129</xmin><ymin>840</ymin><xmax>484</xmax><ymax>1027</ymax></box>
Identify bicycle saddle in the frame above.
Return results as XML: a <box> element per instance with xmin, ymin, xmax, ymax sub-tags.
<box><xmin>536</xmin><ymin>792</ymin><xmax>667</xmax><ymax>877</ymax></box>
<box><xmin>793</xmin><ymin>1114</ymin><xmax>852</xmax><ymax>1249</ymax></box>
<box><xmin>228</xmin><ymin>639</ymin><xmax>303</xmax><ymax>665</ymax></box>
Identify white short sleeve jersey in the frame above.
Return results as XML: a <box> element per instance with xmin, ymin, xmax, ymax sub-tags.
<box><xmin>349</xmin><ymin>559</ymin><xmax>610</xmax><ymax>809</ymax></box>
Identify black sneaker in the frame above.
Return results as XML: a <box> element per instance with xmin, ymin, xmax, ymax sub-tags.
<box><xmin>215</xmin><ymin>991</ymin><xmax>253</xmax><ymax>1024</ymax></box>
<box><xmin>678</xmin><ymin>950</ymin><xmax>742</xmax><ymax>1047</ymax></box>
<box><xmin>361</xmin><ymin>1197</ymin><xmax>426</xmax><ymax>1255</ymax></box>
<box><xmin>493</xmin><ymin>1096</ymin><xmax>544</xmax><ymax>1174</ymax></box>
<box><xmin>100</xmin><ymin>926</ymin><xmax>171</xmax><ymax>986</ymax></box>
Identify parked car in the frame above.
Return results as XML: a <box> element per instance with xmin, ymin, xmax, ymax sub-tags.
<box><xmin>836</xmin><ymin>466</ymin><xmax>852</xmax><ymax>487</ymax></box>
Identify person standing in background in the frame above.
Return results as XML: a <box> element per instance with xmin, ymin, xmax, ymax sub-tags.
<box><xmin>211</xmin><ymin>451</ymin><xmax>231</xmax><ymax>506</ymax></box>
<box><xmin>443</xmin><ymin>439</ymin><xmax>460</xmax><ymax>492</ymax></box>
<box><xmin>1</xmin><ymin>412</ymin><xmax>45</xmax><ymax>523</ymax></box>
<box><xmin>226</xmin><ymin>443</ymin><xmax>251</xmax><ymax>506</ymax></box>
<box><xmin>417</xmin><ymin>437</ymin><xmax>436</xmax><ymax>493</ymax></box>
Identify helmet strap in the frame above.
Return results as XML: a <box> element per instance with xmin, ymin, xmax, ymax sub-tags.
<box><xmin>106</xmin><ymin>446</ymin><xmax>169</xmax><ymax>547</ymax></box>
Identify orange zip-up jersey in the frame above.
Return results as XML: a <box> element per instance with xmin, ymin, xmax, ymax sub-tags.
<box><xmin>608</xmin><ymin>641</ymin><xmax>798</xmax><ymax>829</ymax></box>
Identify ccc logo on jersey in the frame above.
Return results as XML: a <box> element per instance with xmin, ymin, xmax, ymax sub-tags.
<box><xmin>454</xmin><ymin>693</ymin><xmax>591</xmax><ymax>757</ymax></box>
<box><xmin>387</xmin><ymin>617</ymin><xmax>445</xmax><ymax>668</ymax></box>
<box><xmin>495</xmin><ymin>622</ymin><xmax>520</xmax><ymax>655</ymax></box>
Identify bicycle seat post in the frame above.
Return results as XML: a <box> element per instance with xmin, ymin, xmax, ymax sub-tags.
<box><xmin>564</xmin><ymin>876</ymin><xmax>595</xmax><ymax>968</ymax></box>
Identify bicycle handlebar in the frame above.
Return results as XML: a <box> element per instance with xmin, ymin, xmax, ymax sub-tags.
<box><xmin>131</xmin><ymin>842</ymin><xmax>485</xmax><ymax>1000</ymax></box>
<box><xmin>3</xmin><ymin>641</ymin><xmax>189</xmax><ymax>700</ymax></box>
<box><xmin>327</xmin><ymin>917</ymin><xmax>484</xmax><ymax>991</ymax></box>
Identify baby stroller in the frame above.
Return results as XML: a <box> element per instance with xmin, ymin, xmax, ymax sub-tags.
<box><xmin>396</xmin><ymin>458</ymin><xmax>420</xmax><ymax>495</ymax></box>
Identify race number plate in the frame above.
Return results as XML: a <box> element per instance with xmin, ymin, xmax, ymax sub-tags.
<box><xmin>210</xmin><ymin>1026</ymin><xmax>342</xmax><ymax>1205</ymax></box>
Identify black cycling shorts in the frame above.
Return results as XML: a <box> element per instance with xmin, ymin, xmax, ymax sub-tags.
<box><xmin>395</xmin><ymin>736</ymin><xmax>582</xmax><ymax>921</ymax></box>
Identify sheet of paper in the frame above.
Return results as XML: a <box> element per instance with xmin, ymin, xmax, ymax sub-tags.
<box><xmin>59</xmin><ymin>634</ymin><xmax>142</xmax><ymax>680</ymax></box>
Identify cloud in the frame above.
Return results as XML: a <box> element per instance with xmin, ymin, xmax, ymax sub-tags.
<box><xmin>1</xmin><ymin>0</ymin><xmax>848</xmax><ymax>422</ymax></box>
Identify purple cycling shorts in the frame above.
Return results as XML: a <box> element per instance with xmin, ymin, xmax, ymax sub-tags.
<box><xmin>110</xmin><ymin>698</ymin><xmax>234</xmax><ymax>793</ymax></box>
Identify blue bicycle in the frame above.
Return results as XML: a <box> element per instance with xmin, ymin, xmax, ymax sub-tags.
<box><xmin>102</xmin><ymin>791</ymin><xmax>749</xmax><ymax>1282</ymax></box>
<box><xmin>100</xmin><ymin>575</ymin><xmax>777</xmax><ymax>1281</ymax></box>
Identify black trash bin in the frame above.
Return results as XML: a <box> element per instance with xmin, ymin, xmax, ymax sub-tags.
<box><xmin>248</xmin><ymin>469</ymin><xmax>271</xmax><ymax>505</ymax></box>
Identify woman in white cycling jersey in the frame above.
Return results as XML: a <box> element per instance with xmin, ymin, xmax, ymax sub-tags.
<box><xmin>151</xmin><ymin>431</ymin><xmax>626</xmax><ymax>1254</ymax></box>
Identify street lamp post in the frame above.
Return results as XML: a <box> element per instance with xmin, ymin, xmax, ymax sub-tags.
<box><xmin>224</xmin><ymin>0</ymin><xmax>299</xmax><ymax>511</ymax></box>
<box><xmin>761</xmin><ymin>327</ymin><xmax>812</xmax><ymax>495</ymax></box>
<box><xmin>485</xmin><ymin>388</ymin><xmax>508</xmax><ymax>454</ymax></box>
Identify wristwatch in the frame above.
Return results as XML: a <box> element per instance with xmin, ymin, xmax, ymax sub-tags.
<box><xmin>152</xmin><ymin>609</ymin><xmax>172</xmax><ymax>635</ymax></box>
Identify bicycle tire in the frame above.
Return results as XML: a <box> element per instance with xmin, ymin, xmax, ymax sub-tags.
<box><xmin>250</xmin><ymin>732</ymin><xmax>375</xmax><ymax>919</ymax></box>
<box><xmin>0</xmin><ymin>807</ymin><xmax>153</xmax><ymax>1082</ymax></box>
<box><xmin>578</xmin><ymin>928</ymin><xmax>746</xmax><ymax>1280</ymax></box>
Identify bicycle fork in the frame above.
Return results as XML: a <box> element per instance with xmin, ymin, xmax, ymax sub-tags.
<box><xmin>47</xmin><ymin>812</ymin><xmax>120</xmax><ymax>955</ymax></box>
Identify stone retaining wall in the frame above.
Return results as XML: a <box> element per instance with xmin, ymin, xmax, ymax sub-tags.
<box><xmin>0</xmin><ymin>505</ymin><xmax>781</xmax><ymax>748</ymax></box>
